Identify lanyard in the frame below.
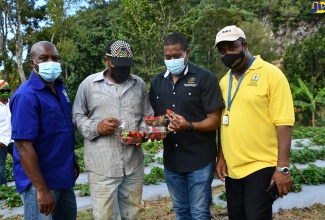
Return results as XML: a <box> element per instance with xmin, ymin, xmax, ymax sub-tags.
<box><xmin>227</xmin><ymin>57</ymin><xmax>255</xmax><ymax>111</ymax></box>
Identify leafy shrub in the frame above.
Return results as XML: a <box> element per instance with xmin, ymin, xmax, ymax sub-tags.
<box><xmin>144</xmin><ymin>166</ymin><xmax>165</xmax><ymax>185</ymax></box>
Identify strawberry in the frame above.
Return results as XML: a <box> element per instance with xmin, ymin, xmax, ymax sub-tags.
<box><xmin>136</xmin><ymin>133</ymin><xmax>142</xmax><ymax>138</ymax></box>
<box><xmin>127</xmin><ymin>137</ymin><xmax>134</xmax><ymax>144</ymax></box>
<box><xmin>166</xmin><ymin>109</ymin><xmax>173</xmax><ymax>115</ymax></box>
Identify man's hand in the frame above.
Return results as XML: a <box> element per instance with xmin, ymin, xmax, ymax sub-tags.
<box><xmin>216</xmin><ymin>157</ymin><xmax>228</xmax><ymax>182</ymax></box>
<box><xmin>97</xmin><ymin>118</ymin><xmax>119</xmax><ymax>135</ymax></box>
<box><xmin>37</xmin><ymin>188</ymin><xmax>55</xmax><ymax>216</ymax></box>
<box><xmin>271</xmin><ymin>171</ymin><xmax>293</xmax><ymax>198</ymax></box>
<box><xmin>74</xmin><ymin>155</ymin><xmax>80</xmax><ymax>181</ymax></box>
<box><xmin>165</xmin><ymin>112</ymin><xmax>189</xmax><ymax>132</ymax></box>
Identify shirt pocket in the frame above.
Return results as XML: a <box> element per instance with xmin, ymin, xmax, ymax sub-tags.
<box><xmin>129</xmin><ymin>98</ymin><xmax>142</xmax><ymax>114</ymax></box>
<box><xmin>40</xmin><ymin>107</ymin><xmax>59</xmax><ymax>133</ymax></box>
<box><xmin>179</xmin><ymin>87</ymin><xmax>202</xmax><ymax>110</ymax></box>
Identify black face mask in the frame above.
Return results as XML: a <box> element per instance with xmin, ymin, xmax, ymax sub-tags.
<box><xmin>221</xmin><ymin>46</ymin><xmax>245</xmax><ymax>69</ymax></box>
<box><xmin>110</xmin><ymin>67</ymin><xmax>131</xmax><ymax>84</ymax></box>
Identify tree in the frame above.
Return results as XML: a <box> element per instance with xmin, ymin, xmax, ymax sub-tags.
<box><xmin>119</xmin><ymin>0</ymin><xmax>190</xmax><ymax>82</ymax></box>
<box><xmin>283</xmin><ymin>27</ymin><xmax>325</xmax><ymax>93</ymax></box>
<box><xmin>290</xmin><ymin>78</ymin><xmax>325</xmax><ymax>127</ymax></box>
<box><xmin>0</xmin><ymin>0</ymin><xmax>47</xmax><ymax>85</ymax></box>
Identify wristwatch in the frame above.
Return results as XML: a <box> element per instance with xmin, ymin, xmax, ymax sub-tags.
<box><xmin>187</xmin><ymin>122</ymin><xmax>194</xmax><ymax>132</ymax></box>
<box><xmin>276</xmin><ymin>166</ymin><xmax>290</xmax><ymax>174</ymax></box>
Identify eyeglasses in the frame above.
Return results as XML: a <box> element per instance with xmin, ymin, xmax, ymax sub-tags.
<box><xmin>0</xmin><ymin>89</ymin><xmax>11</xmax><ymax>93</ymax></box>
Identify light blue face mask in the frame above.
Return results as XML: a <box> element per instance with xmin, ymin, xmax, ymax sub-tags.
<box><xmin>164</xmin><ymin>52</ymin><xmax>187</xmax><ymax>75</ymax></box>
<box><xmin>33</xmin><ymin>60</ymin><xmax>62</xmax><ymax>82</ymax></box>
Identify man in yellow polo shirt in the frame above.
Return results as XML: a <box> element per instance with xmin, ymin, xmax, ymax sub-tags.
<box><xmin>214</xmin><ymin>25</ymin><xmax>295</xmax><ymax>220</ymax></box>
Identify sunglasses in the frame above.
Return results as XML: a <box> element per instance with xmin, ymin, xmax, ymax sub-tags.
<box><xmin>0</xmin><ymin>89</ymin><xmax>11</xmax><ymax>93</ymax></box>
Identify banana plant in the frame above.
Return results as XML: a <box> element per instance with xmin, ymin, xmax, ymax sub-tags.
<box><xmin>290</xmin><ymin>78</ymin><xmax>325</xmax><ymax>127</ymax></box>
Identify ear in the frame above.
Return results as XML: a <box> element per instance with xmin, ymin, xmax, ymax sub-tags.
<box><xmin>185</xmin><ymin>48</ymin><xmax>191</xmax><ymax>58</ymax></box>
<box><xmin>30</xmin><ymin>59</ymin><xmax>37</xmax><ymax>70</ymax></box>
<box><xmin>243</xmin><ymin>41</ymin><xmax>248</xmax><ymax>50</ymax></box>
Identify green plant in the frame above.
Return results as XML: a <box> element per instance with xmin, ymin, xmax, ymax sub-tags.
<box><xmin>75</xmin><ymin>147</ymin><xmax>85</xmax><ymax>173</ymax></box>
<box><xmin>290</xmin><ymin>78</ymin><xmax>325</xmax><ymax>127</ymax></box>
<box><xmin>218</xmin><ymin>190</ymin><xmax>227</xmax><ymax>201</ymax></box>
<box><xmin>290</xmin><ymin>147</ymin><xmax>325</xmax><ymax>164</ymax></box>
<box><xmin>144</xmin><ymin>154</ymin><xmax>155</xmax><ymax>166</ymax></box>
<box><xmin>141</xmin><ymin>140</ymin><xmax>161</xmax><ymax>154</ymax></box>
<box><xmin>156</xmin><ymin>157</ymin><xmax>163</xmax><ymax>165</ymax></box>
<box><xmin>74</xmin><ymin>183</ymin><xmax>90</xmax><ymax>197</ymax></box>
<box><xmin>294</xmin><ymin>139</ymin><xmax>308</xmax><ymax>148</ymax></box>
<box><xmin>144</xmin><ymin>166</ymin><xmax>165</xmax><ymax>185</ymax></box>
<box><xmin>299</xmin><ymin>164</ymin><xmax>325</xmax><ymax>185</ymax></box>
<box><xmin>0</xmin><ymin>185</ymin><xmax>22</xmax><ymax>208</ymax></box>
<box><xmin>5</xmin><ymin>154</ymin><xmax>14</xmax><ymax>182</ymax></box>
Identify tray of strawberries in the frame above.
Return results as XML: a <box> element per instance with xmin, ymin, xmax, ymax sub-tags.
<box><xmin>118</xmin><ymin>130</ymin><xmax>143</xmax><ymax>145</ymax></box>
<box><xmin>144</xmin><ymin>115</ymin><xmax>166</xmax><ymax>126</ymax></box>
<box><xmin>145</xmin><ymin>126</ymin><xmax>168</xmax><ymax>141</ymax></box>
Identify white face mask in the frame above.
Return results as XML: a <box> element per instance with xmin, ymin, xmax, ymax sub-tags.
<box><xmin>164</xmin><ymin>52</ymin><xmax>186</xmax><ymax>75</ymax></box>
<box><xmin>33</xmin><ymin>60</ymin><xmax>62</xmax><ymax>82</ymax></box>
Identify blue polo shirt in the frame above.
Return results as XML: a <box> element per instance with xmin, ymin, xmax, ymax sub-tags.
<box><xmin>10</xmin><ymin>72</ymin><xmax>75</xmax><ymax>193</ymax></box>
<box><xmin>149</xmin><ymin>62</ymin><xmax>224</xmax><ymax>172</ymax></box>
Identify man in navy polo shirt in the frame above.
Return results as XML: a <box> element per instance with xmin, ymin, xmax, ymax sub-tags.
<box><xmin>10</xmin><ymin>41</ymin><xmax>79</xmax><ymax>219</ymax></box>
<box><xmin>149</xmin><ymin>33</ymin><xmax>224</xmax><ymax>219</ymax></box>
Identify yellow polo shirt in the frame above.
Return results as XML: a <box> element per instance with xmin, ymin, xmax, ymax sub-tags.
<box><xmin>219</xmin><ymin>55</ymin><xmax>295</xmax><ymax>179</ymax></box>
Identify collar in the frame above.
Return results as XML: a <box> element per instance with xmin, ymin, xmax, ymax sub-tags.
<box><xmin>164</xmin><ymin>63</ymin><xmax>189</xmax><ymax>78</ymax></box>
<box><xmin>30</xmin><ymin>71</ymin><xmax>63</xmax><ymax>90</ymax></box>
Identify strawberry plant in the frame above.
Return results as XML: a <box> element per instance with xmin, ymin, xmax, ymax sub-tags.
<box><xmin>156</xmin><ymin>157</ymin><xmax>163</xmax><ymax>165</ymax></box>
<box><xmin>0</xmin><ymin>185</ymin><xmax>22</xmax><ymax>208</ymax></box>
<box><xmin>5</xmin><ymin>154</ymin><xmax>14</xmax><ymax>182</ymax></box>
<box><xmin>144</xmin><ymin>154</ymin><xmax>155</xmax><ymax>166</ymax></box>
<box><xmin>141</xmin><ymin>140</ymin><xmax>161</xmax><ymax>154</ymax></box>
<box><xmin>144</xmin><ymin>166</ymin><xmax>165</xmax><ymax>185</ymax></box>
<box><xmin>74</xmin><ymin>183</ymin><xmax>90</xmax><ymax>196</ymax></box>
<box><xmin>290</xmin><ymin>147</ymin><xmax>325</xmax><ymax>164</ymax></box>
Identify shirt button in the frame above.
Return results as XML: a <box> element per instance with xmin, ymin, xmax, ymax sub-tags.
<box><xmin>173</xmin><ymin>92</ymin><xmax>175</xmax><ymax>94</ymax></box>
<box><xmin>189</xmin><ymin>93</ymin><xmax>191</xmax><ymax>95</ymax></box>
<box><xmin>175</xmin><ymin>144</ymin><xmax>178</xmax><ymax>147</ymax></box>
<box><xmin>172</xmin><ymin>104</ymin><xmax>175</xmax><ymax>107</ymax></box>
<box><xmin>156</xmin><ymin>96</ymin><xmax>159</xmax><ymax>99</ymax></box>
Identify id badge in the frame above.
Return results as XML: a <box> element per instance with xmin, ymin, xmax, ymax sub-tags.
<box><xmin>222</xmin><ymin>115</ymin><xmax>229</xmax><ymax>125</ymax></box>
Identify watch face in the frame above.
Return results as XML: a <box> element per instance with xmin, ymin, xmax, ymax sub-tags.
<box><xmin>277</xmin><ymin>167</ymin><xmax>290</xmax><ymax>174</ymax></box>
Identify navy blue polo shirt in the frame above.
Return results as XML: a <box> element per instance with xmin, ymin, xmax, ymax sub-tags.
<box><xmin>10</xmin><ymin>72</ymin><xmax>75</xmax><ymax>193</ymax></box>
<box><xmin>149</xmin><ymin>62</ymin><xmax>224</xmax><ymax>172</ymax></box>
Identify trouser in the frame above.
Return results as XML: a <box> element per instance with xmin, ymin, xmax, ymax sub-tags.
<box><xmin>20</xmin><ymin>185</ymin><xmax>77</xmax><ymax>220</ymax></box>
<box><xmin>164</xmin><ymin>161</ymin><xmax>215</xmax><ymax>220</ymax></box>
<box><xmin>225</xmin><ymin>167</ymin><xmax>275</xmax><ymax>220</ymax></box>
<box><xmin>0</xmin><ymin>142</ymin><xmax>13</xmax><ymax>185</ymax></box>
<box><xmin>88</xmin><ymin>164</ymin><xmax>144</xmax><ymax>220</ymax></box>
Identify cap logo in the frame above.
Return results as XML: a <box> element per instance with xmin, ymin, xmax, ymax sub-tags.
<box><xmin>109</xmin><ymin>40</ymin><xmax>133</xmax><ymax>58</ymax></box>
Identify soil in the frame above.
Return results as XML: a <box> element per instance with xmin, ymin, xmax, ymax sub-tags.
<box><xmin>3</xmin><ymin>185</ymin><xmax>325</xmax><ymax>220</ymax></box>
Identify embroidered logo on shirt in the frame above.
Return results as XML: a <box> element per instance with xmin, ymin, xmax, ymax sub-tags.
<box><xmin>184</xmin><ymin>77</ymin><xmax>197</xmax><ymax>87</ymax></box>
<box><xmin>62</xmin><ymin>89</ymin><xmax>70</xmax><ymax>103</ymax></box>
<box><xmin>247</xmin><ymin>74</ymin><xmax>261</xmax><ymax>87</ymax></box>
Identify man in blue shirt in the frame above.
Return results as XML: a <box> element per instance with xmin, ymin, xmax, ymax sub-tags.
<box><xmin>10</xmin><ymin>41</ymin><xmax>79</xmax><ymax>219</ymax></box>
